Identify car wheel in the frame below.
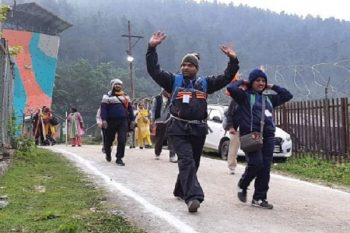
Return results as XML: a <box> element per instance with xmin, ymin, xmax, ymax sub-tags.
<box><xmin>219</xmin><ymin>139</ymin><xmax>229</xmax><ymax>160</ymax></box>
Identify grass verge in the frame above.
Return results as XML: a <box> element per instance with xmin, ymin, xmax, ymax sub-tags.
<box><xmin>273</xmin><ymin>155</ymin><xmax>350</xmax><ymax>188</ymax></box>
<box><xmin>0</xmin><ymin>148</ymin><xmax>144</xmax><ymax>233</ymax></box>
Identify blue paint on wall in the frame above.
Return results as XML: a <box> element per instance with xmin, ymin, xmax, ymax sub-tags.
<box><xmin>29</xmin><ymin>33</ymin><xmax>58</xmax><ymax>98</ymax></box>
<box><xmin>13</xmin><ymin>65</ymin><xmax>27</xmax><ymax>124</ymax></box>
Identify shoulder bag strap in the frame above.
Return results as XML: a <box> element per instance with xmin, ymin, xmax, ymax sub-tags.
<box><xmin>260</xmin><ymin>95</ymin><xmax>266</xmax><ymax>135</ymax></box>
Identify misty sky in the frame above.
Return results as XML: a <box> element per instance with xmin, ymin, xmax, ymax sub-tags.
<box><xmin>211</xmin><ymin>0</ymin><xmax>350</xmax><ymax>21</ymax></box>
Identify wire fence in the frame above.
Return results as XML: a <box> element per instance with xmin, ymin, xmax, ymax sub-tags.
<box><xmin>0</xmin><ymin>38</ymin><xmax>15</xmax><ymax>159</ymax></box>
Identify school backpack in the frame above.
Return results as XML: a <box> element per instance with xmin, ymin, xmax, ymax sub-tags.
<box><xmin>170</xmin><ymin>74</ymin><xmax>208</xmax><ymax>121</ymax></box>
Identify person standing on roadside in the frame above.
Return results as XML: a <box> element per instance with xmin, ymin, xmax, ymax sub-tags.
<box><xmin>67</xmin><ymin>107</ymin><xmax>85</xmax><ymax>147</ymax></box>
<box><xmin>146</xmin><ymin>31</ymin><xmax>239</xmax><ymax>213</ymax></box>
<box><xmin>100</xmin><ymin>78</ymin><xmax>135</xmax><ymax>166</ymax></box>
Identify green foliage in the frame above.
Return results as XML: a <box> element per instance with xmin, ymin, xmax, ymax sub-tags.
<box><xmin>8</xmin><ymin>45</ymin><xmax>23</xmax><ymax>56</ymax></box>
<box><xmin>0</xmin><ymin>4</ymin><xmax>10</xmax><ymax>23</ymax></box>
<box><xmin>0</xmin><ymin>148</ymin><xmax>144</xmax><ymax>233</ymax></box>
<box><xmin>15</xmin><ymin>137</ymin><xmax>36</xmax><ymax>153</ymax></box>
<box><xmin>7</xmin><ymin>114</ymin><xmax>17</xmax><ymax>139</ymax></box>
<box><xmin>273</xmin><ymin>155</ymin><xmax>350</xmax><ymax>187</ymax></box>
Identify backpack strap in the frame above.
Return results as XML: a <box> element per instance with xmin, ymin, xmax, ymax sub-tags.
<box><xmin>173</xmin><ymin>74</ymin><xmax>184</xmax><ymax>92</ymax></box>
<box><xmin>172</xmin><ymin>74</ymin><xmax>208</xmax><ymax>93</ymax></box>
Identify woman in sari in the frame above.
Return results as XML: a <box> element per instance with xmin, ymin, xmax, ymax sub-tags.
<box><xmin>67</xmin><ymin>107</ymin><xmax>85</xmax><ymax>146</ymax></box>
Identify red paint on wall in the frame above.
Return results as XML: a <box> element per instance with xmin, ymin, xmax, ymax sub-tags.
<box><xmin>3</xmin><ymin>29</ymin><xmax>51</xmax><ymax>114</ymax></box>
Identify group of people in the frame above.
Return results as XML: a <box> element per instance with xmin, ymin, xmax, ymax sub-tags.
<box><xmin>96</xmin><ymin>76</ymin><xmax>178</xmax><ymax>166</ymax></box>
<box><xmin>34</xmin><ymin>30</ymin><xmax>293</xmax><ymax>214</ymax></box>
<box><xmin>145</xmin><ymin>31</ymin><xmax>293</xmax><ymax>213</ymax></box>
<box><xmin>32</xmin><ymin>106</ymin><xmax>85</xmax><ymax>147</ymax></box>
<box><xmin>32</xmin><ymin>106</ymin><xmax>58</xmax><ymax>146</ymax></box>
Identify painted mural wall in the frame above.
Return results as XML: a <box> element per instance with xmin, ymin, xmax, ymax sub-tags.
<box><xmin>3</xmin><ymin>29</ymin><xmax>59</xmax><ymax>123</ymax></box>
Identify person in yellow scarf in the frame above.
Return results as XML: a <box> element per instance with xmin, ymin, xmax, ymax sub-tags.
<box><xmin>33</xmin><ymin>106</ymin><xmax>56</xmax><ymax>145</ymax></box>
<box><xmin>135</xmin><ymin>102</ymin><xmax>152</xmax><ymax>149</ymax></box>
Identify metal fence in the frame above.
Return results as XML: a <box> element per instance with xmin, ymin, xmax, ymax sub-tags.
<box><xmin>0</xmin><ymin>38</ymin><xmax>15</xmax><ymax>158</ymax></box>
<box><xmin>275</xmin><ymin>98</ymin><xmax>350</xmax><ymax>163</ymax></box>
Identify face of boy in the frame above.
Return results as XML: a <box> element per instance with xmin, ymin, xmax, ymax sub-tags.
<box><xmin>181</xmin><ymin>62</ymin><xmax>197</xmax><ymax>79</ymax></box>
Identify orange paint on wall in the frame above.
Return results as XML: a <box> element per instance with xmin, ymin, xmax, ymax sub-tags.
<box><xmin>3</xmin><ymin>30</ymin><xmax>51</xmax><ymax>114</ymax></box>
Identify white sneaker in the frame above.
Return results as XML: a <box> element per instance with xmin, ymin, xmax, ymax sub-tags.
<box><xmin>228</xmin><ymin>169</ymin><xmax>235</xmax><ymax>175</ymax></box>
<box><xmin>169</xmin><ymin>156</ymin><xmax>178</xmax><ymax>163</ymax></box>
<box><xmin>155</xmin><ymin>155</ymin><xmax>160</xmax><ymax>160</ymax></box>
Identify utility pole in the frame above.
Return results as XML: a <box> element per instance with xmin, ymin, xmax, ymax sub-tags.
<box><xmin>121</xmin><ymin>20</ymin><xmax>143</xmax><ymax>99</ymax></box>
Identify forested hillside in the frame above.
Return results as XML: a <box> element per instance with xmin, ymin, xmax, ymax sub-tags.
<box><xmin>5</xmin><ymin>0</ymin><xmax>350</xmax><ymax>124</ymax></box>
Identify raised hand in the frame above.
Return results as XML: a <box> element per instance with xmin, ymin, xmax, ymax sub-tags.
<box><xmin>220</xmin><ymin>44</ymin><xmax>237</xmax><ymax>59</ymax></box>
<box><xmin>149</xmin><ymin>31</ymin><xmax>167</xmax><ymax>48</ymax></box>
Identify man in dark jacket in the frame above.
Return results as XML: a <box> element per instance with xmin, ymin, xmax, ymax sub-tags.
<box><xmin>151</xmin><ymin>89</ymin><xmax>177</xmax><ymax>162</ymax></box>
<box><xmin>100</xmin><ymin>78</ymin><xmax>135</xmax><ymax>166</ymax></box>
<box><xmin>146</xmin><ymin>31</ymin><xmax>239</xmax><ymax>213</ymax></box>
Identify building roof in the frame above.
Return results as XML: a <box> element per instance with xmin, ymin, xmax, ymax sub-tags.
<box><xmin>4</xmin><ymin>2</ymin><xmax>72</xmax><ymax>35</ymax></box>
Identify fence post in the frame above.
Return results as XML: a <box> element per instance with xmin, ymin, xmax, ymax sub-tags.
<box><xmin>323</xmin><ymin>99</ymin><xmax>331</xmax><ymax>160</ymax></box>
<box><xmin>340</xmin><ymin>98</ymin><xmax>349</xmax><ymax>161</ymax></box>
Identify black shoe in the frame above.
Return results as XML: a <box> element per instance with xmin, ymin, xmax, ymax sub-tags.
<box><xmin>187</xmin><ymin>199</ymin><xmax>200</xmax><ymax>213</ymax></box>
<box><xmin>140</xmin><ymin>147</ymin><xmax>143</xmax><ymax>149</ymax></box>
<box><xmin>105</xmin><ymin>154</ymin><xmax>111</xmax><ymax>162</ymax></box>
<box><xmin>116</xmin><ymin>159</ymin><xmax>125</xmax><ymax>166</ymax></box>
<box><xmin>237</xmin><ymin>189</ymin><xmax>247</xmax><ymax>203</ymax></box>
<box><xmin>251</xmin><ymin>199</ymin><xmax>273</xmax><ymax>209</ymax></box>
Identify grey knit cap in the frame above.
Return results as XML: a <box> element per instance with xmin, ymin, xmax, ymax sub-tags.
<box><xmin>181</xmin><ymin>53</ymin><xmax>200</xmax><ymax>69</ymax></box>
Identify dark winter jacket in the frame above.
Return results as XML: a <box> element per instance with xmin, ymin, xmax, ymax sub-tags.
<box><xmin>146</xmin><ymin>46</ymin><xmax>239</xmax><ymax>136</ymax></box>
<box><xmin>225</xmin><ymin>99</ymin><xmax>240</xmax><ymax>130</ymax></box>
<box><xmin>227</xmin><ymin>80</ymin><xmax>293</xmax><ymax>137</ymax></box>
<box><xmin>100</xmin><ymin>92</ymin><xmax>134</xmax><ymax>122</ymax></box>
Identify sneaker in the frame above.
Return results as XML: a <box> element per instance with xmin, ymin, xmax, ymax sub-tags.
<box><xmin>105</xmin><ymin>154</ymin><xmax>111</xmax><ymax>162</ymax></box>
<box><xmin>116</xmin><ymin>159</ymin><xmax>125</xmax><ymax>166</ymax></box>
<box><xmin>228</xmin><ymin>169</ymin><xmax>235</xmax><ymax>175</ymax></box>
<box><xmin>155</xmin><ymin>155</ymin><xmax>160</xmax><ymax>160</ymax></box>
<box><xmin>187</xmin><ymin>199</ymin><xmax>200</xmax><ymax>213</ymax></box>
<box><xmin>237</xmin><ymin>189</ymin><xmax>247</xmax><ymax>203</ymax></box>
<box><xmin>251</xmin><ymin>199</ymin><xmax>273</xmax><ymax>209</ymax></box>
<box><xmin>169</xmin><ymin>156</ymin><xmax>177</xmax><ymax>163</ymax></box>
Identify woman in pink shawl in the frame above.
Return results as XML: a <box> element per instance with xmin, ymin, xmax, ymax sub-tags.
<box><xmin>67</xmin><ymin>107</ymin><xmax>85</xmax><ymax>146</ymax></box>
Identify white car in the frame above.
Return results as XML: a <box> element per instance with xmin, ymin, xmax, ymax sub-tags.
<box><xmin>205</xmin><ymin>104</ymin><xmax>292</xmax><ymax>160</ymax></box>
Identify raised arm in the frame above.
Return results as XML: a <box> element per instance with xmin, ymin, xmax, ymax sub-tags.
<box><xmin>267</xmin><ymin>84</ymin><xmax>293</xmax><ymax>107</ymax></box>
<box><xmin>206</xmin><ymin>45</ymin><xmax>239</xmax><ymax>94</ymax></box>
<box><xmin>146</xmin><ymin>32</ymin><xmax>174</xmax><ymax>93</ymax></box>
<box><xmin>226</xmin><ymin>80</ymin><xmax>249</xmax><ymax>104</ymax></box>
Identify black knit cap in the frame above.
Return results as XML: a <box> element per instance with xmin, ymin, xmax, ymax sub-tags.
<box><xmin>181</xmin><ymin>53</ymin><xmax>200</xmax><ymax>69</ymax></box>
<box><xmin>248</xmin><ymin>69</ymin><xmax>267</xmax><ymax>85</ymax></box>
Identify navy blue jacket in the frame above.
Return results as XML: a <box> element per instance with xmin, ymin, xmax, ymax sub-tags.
<box><xmin>100</xmin><ymin>92</ymin><xmax>134</xmax><ymax>122</ymax></box>
<box><xmin>227</xmin><ymin>80</ymin><xmax>293</xmax><ymax>137</ymax></box>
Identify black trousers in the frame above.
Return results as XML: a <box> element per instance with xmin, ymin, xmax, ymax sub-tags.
<box><xmin>104</xmin><ymin>119</ymin><xmax>128</xmax><ymax>159</ymax></box>
<box><xmin>170</xmin><ymin>134</ymin><xmax>205</xmax><ymax>203</ymax></box>
<box><xmin>238</xmin><ymin>136</ymin><xmax>275</xmax><ymax>200</ymax></box>
<box><xmin>154</xmin><ymin>123</ymin><xmax>175</xmax><ymax>157</ymax></box>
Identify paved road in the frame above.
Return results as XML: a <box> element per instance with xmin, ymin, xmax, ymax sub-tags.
<box><xmin>49</xmin><ymin>145</ymin><xmax>350</xmax><ymax>233</ymax></box>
